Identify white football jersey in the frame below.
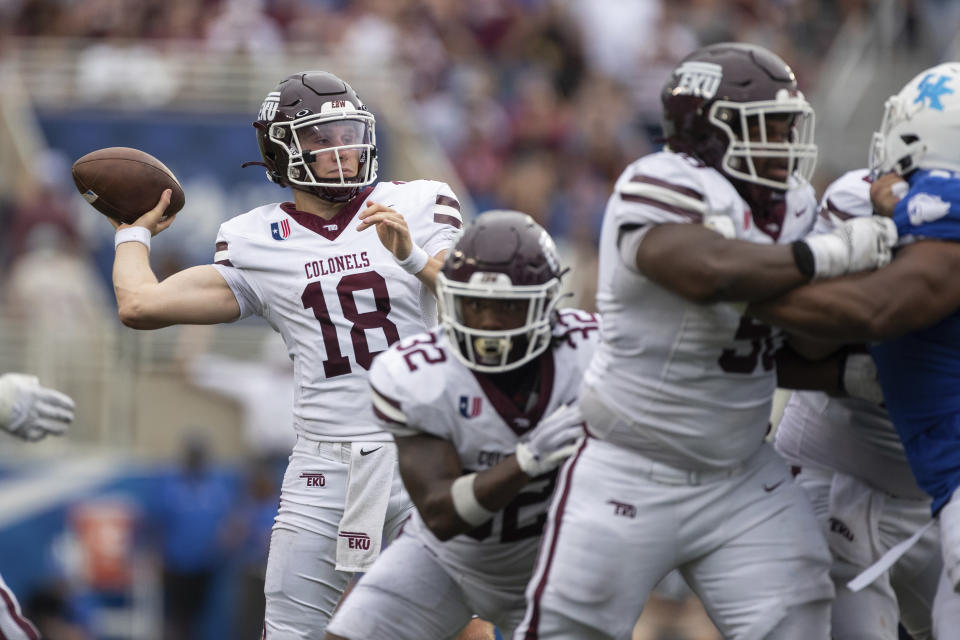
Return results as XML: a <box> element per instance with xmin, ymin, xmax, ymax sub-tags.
<box><xmin>212</xmin><ymin>180</ymin><xmax>463</xmax><ymax>440</ymax></box>
<box><xmin>583</xmin><ymin>151</ymin><xmax>818</xmax><ymax>469</ymax></box>
<box><xmin>369</xmin><ymin>309</ymin><xmax>599</xmax><ymax>586</ymax></box>
<box><xmin>776</xmin><ymin>169</ymin><xmax>922</xmax><ymax>498</ymax></box>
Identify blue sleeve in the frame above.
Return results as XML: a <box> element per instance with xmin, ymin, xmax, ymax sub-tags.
<box><xmin>894</xmin><ymin>170</ymin><xmax>960</xmax><ymax>241</ymax></box>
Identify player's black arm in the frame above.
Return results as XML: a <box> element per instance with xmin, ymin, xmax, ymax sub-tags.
<box><xmin>635</xmin><ymin>224</ymin><xmax>810</xmax><ymax>304</ymax></box>
<box><xmin>748</xmin><ymin>240</ymin><xmax>960</xmax><ymax>341</ymax></box>
<box><xmin>395</xmin><ymin>432</ymin><xmax>530</xmax><ymax>541</ymax></box>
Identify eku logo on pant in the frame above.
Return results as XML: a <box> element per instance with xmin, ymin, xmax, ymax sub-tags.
<box><xmin>339</xmin><ymin>531</ymin><xmax>371</xmax><ymax>550</ymax></box>
<box><xmin>300</xmin><ymin>472</ymin><xmax>325</xmax><ymax>487</ymax></box>
<box><xmin>459</xmin><ymin>395</ymin><xmax>482</xmax><ymax>418</ymax></box>
<box><xmin>271</xmin><ymin>219</ymin><xmax>291</xmax><ymax>240</ymax></box>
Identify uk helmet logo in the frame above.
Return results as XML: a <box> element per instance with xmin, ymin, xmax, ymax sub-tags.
<box><xmin>271</xmin><ymin>219</ymin><xmax>291</xmax><ymax>240</ymax></box>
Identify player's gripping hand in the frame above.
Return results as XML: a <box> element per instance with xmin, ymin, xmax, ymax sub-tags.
<box><xmin>109</xmin><ymin>189</ymin><xmax>177</xmax><ymax>236</ymax></box>
<box><xmin>801</xmin><ymin>216</ymin><xmax>898</xmax><ymax>279</ymax></box>
<box><xmin>515</xmin><ymin>403</ymin><xmax>585</xmax><ymax>478</ymax></box>
<box><xmin>840</xmin><ymin>352</ymin><xmax>885</xmax><ymax>405</ymax></box>
<box><xmin>0</xmin><ymin>374</ymin><xmax>75</xmax><ymax>441</ymax></box>
<box><xmin>357</xmin><ymin>201</ymin><xmax>413</xmax><ymax>259</ymax></box>
<box><xmin>870</xmin><ymin>172</ymin><xmax>909</xmax><ymax>218</ymax></box>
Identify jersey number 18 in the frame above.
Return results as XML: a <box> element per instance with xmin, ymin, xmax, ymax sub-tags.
<box><xmin>301</xmin><ymin>271</ymin><xmax>401</xmax><ymax>378</ymax></box>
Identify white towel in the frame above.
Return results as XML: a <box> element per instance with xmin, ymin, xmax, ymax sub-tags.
<box><xmin>335</xmin><ymin>442</ymin><xmax>396</xmax><ymax>572</ymax></box>
<box><xmin>847</xmin><ymin>520</ymin><xmax>935</xmax><ymax>592</ymax></box>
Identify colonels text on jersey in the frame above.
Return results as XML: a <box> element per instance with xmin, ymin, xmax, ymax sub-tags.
<box><xmin>369</xmin><ymin>310</ymin><xmax>599</xmax><ymax>583</ymax></box>
<box><xmin>212</xmin><ymin>179</ymin><xmax>462</xmax><ymax>440</ymax></box>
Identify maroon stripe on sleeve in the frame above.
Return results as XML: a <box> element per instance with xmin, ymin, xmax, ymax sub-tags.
<box><xmin>371</xmin><ymin>383</ymin><xmax>401</xmax><ymax>410</ymax></box>
<box><xmin>433</xmin><ymin>214</ymin><xmax>462</xmax><ymax>229</ymax></box>
<box><xmin>523</xmin><ymin>440</ymin><xmax>586</xmax><ymax>639</ymax></box>
<box><xmin>629</xmin><ymin>175</ymin><xmax>704</xmax><ymax>201</ymax></box>
<box><xmin>435</xmin><ymin>195</ymin><xmax>461</xmax><ymax>211</ymax></box>
<box><xmin>619</xmin><ymin>194</ymin><xmax>703</xmax><ymax>222</ymax></box>
<box><xmin>372</xmin><ymin>404</ymin><xmax>407</xmax><ymax>428</ymax></box>
<box><xmin>216</xmin><ymin>241</ymin><xmax>228</xmax><ymax>251</ymax></box>
<box><xmin>215</xmin><ymin>259</ymin><xmax>234</xmax><ymax>267</ymax></box>
<box><xmin>823</xmin><ymin>197</ymin><xmax>855</xmax><ymax>221</ymax></box>
<box><xmin>0</xmin><ymin>582</ymin><xmax>40</xmax><ymax>640</ymax></box>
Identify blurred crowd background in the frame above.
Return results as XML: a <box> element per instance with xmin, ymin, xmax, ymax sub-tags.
<box><xmin>0</xmin><ymin>0</ymin><xmax>958</xmax><ymax>638</ymax></box>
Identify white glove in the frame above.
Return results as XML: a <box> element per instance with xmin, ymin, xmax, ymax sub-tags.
<box><xmin>0</xmin><ymin>374</ymin><xmax>75</xmax><ymax>441</ymax></box>
<box><xmin>515</xmin><ymin>403</ymin><xmax>585</xmax><ymax>478</ymax></box>
<box><xmin>840</xmin><ymin>352</ymin><xmax>885</xmax><ymax>405</ymax></box>
<box><xmin>802</xmin><ymin>217</ymin><xmax>898</xmax><ymax>279</ymax></box>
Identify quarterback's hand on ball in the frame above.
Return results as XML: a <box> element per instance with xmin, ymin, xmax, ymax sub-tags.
<box><xmin>0</xmin><ymin>374</ymin><xmax>75</xmax><ymax>441</ymax></box>
<box><xmin>110</xmin><ymin>189</ymin><xmax>177</xmax><ymax>235</ymax></box>
<box><xmin>515</xmin><ymin>403</ymin><xmax>585</xmax><ymax>478</ymax></box>
<box><xmin>802</xmin><ymin>216</ymin><xmax>898</xmax><ymax>279</ymax></box>
<box><xmin>357</xmin><ymin>201</ymin><xmax>414</xmax><ymax>260</ymax></box>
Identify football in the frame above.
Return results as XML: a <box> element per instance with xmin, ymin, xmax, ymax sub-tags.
<box><xmin>71</xmin><ymin>147</ymin><xmax>185</xmax><ymax>224</ymax></box>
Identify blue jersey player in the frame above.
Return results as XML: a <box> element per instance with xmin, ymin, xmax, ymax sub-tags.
<box><xmin>748</xmin><ymin>62</ymin><xmax>960</xmax><ymax>637</ymax></box>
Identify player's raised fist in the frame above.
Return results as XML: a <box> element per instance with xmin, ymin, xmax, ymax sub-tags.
<box><xmin>72</xmin><ymin>147</ymin><xmax>185</xmax><ymax>225</ymax></box>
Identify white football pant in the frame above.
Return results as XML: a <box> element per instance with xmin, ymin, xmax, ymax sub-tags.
<box><xmin>262</xmin><ymin>437</ymin><xmax>413</xmax><ymax>639</ymax></box>
<box><xmin>794</xmin><ymin>465</ymin><xmax>940</xmax><ymax>640</ymax></box>
<box><xmin>516</xmin><ymin>439</ymin><xmax>834</xmax><ymax>640</ymax></box>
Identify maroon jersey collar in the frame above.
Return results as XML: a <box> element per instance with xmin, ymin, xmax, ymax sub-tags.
<box><xmin>472</xmin><ymin>349</ymin><xmax>556</xmax><ymax>437</ymax></box>
<box><xmin>281</xmin><ymin>185</ymin><xmax>375</xmax><ymax>241</ymax></box>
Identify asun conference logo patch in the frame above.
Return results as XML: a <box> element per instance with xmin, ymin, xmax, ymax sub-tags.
<box><xmin>271</xmin><ymin>219</ymin><xmax>292</xmax><ymax>240</ymax></box>
<box><xmin>459</xmin><ymin>395</ymin><xmax>482</xmax><ymax>418</ymax></box>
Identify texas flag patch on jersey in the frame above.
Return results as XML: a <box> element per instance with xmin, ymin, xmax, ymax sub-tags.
<box><xmin>271</xmin><ymin>219</ymin><xmax>292</xmax><ymax>240</ymax></box>
<box><xmin>459</xmin><ymin>395</ymin><xmax>483</xmax><ymax>418</ymax></box>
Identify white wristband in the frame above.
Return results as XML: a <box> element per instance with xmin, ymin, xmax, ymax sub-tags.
<box><xmin>451</xmin><ymin>473</ymin><xmax>495</xmax><ymax>527</ymax></box>
<box><xmin>395</xmin><ymin>244</ymin><xmax>429</xmax><ymax>274</ymax></box>
<box><xmin>114</xmin><ymin>226</ymin><xmax>151</xmax><ymax>252</ymax></box>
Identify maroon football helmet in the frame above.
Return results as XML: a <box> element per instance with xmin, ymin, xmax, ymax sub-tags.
<box><xmin>253</xmin><ymin>71</ymin><xmax>377</xmax><ymax>203</ymax></box>
<box><xmin>661</xmin><ymin>42</ymin><xmax>817</xmax><ymax>193</ymax></box>
<box><xmin>437</xmin><ymin>210</ymin><xmax>564</xmax><ymax>373</ymax></box>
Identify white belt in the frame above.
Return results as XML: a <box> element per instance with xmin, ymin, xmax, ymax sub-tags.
<box><xmin>581</xmin><ymin>385</ymin><xmax>746</xmax><ymax>486</ymax></box>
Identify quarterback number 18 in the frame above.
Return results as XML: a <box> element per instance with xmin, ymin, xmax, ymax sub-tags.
<box><xmin>301</xmin><ymin>271</ymin><xmax>401</xmax><ymax>378</ymax></box>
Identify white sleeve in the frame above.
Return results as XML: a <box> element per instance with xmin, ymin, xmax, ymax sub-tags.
<box><xmin>612</xmin><ymin>161</ymin><xmax>709</xmax><ymax>228</ymax></box>
<box><xmin>369</xmin><ymin>355</ymin><xmax>420</xmax><ymax>437</ymax></box>
<box><xmin>616</xmin><ymin>226</ymin><xmax>652</xmax><ymax>273</ymax></box>
<box><xmin>815</xmin><ymin>168</ymin><xmax>874</xmax><ymax>233</ymax></box>
<box><xmin>212</xmin><ymin>264</ymin><xmax>261</xmax><ymax>320</ymax></box>
<box><xmin>212</xmin><ymin>226</ymin><xmax>264</xmax><ymax>319</ymax></box>
<box><xmin>420</xmin><ymin>182</ymin><xmax>463</xmax><ymax>257</ymax></box>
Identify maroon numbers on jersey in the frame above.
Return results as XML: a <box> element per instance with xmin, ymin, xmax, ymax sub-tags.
<box><xmin>718</xmin><ymin>316</ymin><xmax>776</xmax><ymax>374</ymax></box>
<box><xmin>301</xmin><ymin>271</ymin><xmax>401</xmax><ymax>378</ymax></box>
<box><xmin>395</xmin><ymin>333</ymin><xmax>446</xmax><ymax>371</ymax></box>
<box><xmin>464</xmin><ymin>468</ymin><xmax>558</xmax><ymax>543</ymax></box>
